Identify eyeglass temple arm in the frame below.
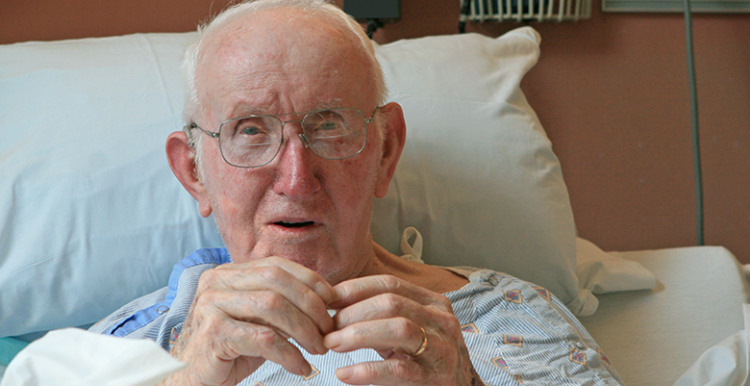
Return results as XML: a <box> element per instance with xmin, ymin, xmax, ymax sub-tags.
<box><xmin>184</xmin><ymin>123</ymin><xmax>219</xmax><ymax>148</ymax></box>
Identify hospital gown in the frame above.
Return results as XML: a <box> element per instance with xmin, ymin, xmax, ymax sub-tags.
<box><xmin>91</xmin><ymin>248</ymin><xmax>625</xmax><ymax>385</ymax></box>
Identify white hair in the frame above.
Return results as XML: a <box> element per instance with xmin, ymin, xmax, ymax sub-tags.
<box><xmin>181</xmin><ymin>0</ymin><xmax>388</xmax><ymax>171</ymax></box>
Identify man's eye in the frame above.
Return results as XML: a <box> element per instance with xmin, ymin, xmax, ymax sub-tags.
<box><xmin>318</xmin><ymin>122</ymin><xmax>340</xmax><ymax>131</ymax></box>
<box><xmin>241</xmin><ymin>126</ymin><xmax>262</xmax><ymax>135</ymax></box>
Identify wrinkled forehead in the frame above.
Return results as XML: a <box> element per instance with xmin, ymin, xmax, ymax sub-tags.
<box><xmin>195</xmin><ymin>8</ymin><xmax>374</xmax><ymax>116</ymax></box>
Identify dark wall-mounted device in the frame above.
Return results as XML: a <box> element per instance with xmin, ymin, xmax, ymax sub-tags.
<box><xmin>343</xmin><ymin>0</ymin><xmax>401</xmax><ymax>19</ymax></box>
<box><xmin>343</xmin><ymin>0</ymin><xmax>401</xmax><ymax>38</ymax></box>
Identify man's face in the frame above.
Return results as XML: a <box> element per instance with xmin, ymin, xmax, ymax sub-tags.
<box><xmin>192</xmin><ymin>9</ymin><xmax>387</xmax><ymax>283</ymax></box>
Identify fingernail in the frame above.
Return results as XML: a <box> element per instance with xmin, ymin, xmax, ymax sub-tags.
<box><xmin>301</xmin><ymin>362</ymin><xmax>313</xmax><ymax>377</ymax></box>
<box><xmin>324</xmin><ymin>332</ymin><xmax>341</xmax><ymax>350</ymax></box>
<box><xmin>317</xmin><ymin>341</ymin><xmax>329</xmax><ymax>355</ymax></box>
<box><xmin>336</xmin><ymin>367</ymin><xmax>353</xmax><ymax>380</ymax></box>
<box><xmin>316</xmin><ymin>281</ymin><xmax>335</xmax><ymax>303</ymax></box>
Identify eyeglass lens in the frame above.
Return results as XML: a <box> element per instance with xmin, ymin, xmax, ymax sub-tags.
<box><xmin>218</xmin><ymin>108</ymin><xmax>368</xmax><ymax>168</ymax></box>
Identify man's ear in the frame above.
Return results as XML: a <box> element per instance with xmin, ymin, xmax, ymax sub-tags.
<box><xmin>374</xmin><ymin>102</ymin><xmax>406</xmax><ymax>198</ymax></box>
<box><xmin>166</xmin><ymin>131</ymin><xmax>213</xmax><ymax>217</ymax></box>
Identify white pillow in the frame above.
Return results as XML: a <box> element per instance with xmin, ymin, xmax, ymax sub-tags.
<box><xmin>0</xmin><ymin>33</ymin><xmax>223</xmax><ymax>338</ymax></box>
<box><xmin>0</xmin><ymin>28</ymin><xmax>593</xmax><ymax>339</ymax></box>
<box><xmin>371</xmin><ymin>28</ymin><xmax>594</xmax><ymax>313</ymax></box>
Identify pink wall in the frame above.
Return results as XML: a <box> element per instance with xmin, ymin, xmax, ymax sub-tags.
<box><xmin>360</xmin><ymin>0</ymin><xmax>750</xmax><ymax>262</ymax></box>
<box><xmin>478</xmin><ymin>6</ymin><xmax>750</xmax><ymax>262</ymax></box>
<box><xmin>2</xmin><ymin>0</ymin><xmax>748</xmax><ymax>262</ymax></box>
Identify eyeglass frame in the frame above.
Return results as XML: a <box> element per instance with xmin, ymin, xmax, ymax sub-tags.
<box><xmin>184</xmin><ymin>106</ymin><xmax>380</xmax><ymax>168</ymax></box>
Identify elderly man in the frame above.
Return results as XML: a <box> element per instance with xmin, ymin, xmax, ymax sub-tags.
<box><xmin>92</xmin><ymin>1</ymin><xmax>624</xmax><ymax>385</ymax></box>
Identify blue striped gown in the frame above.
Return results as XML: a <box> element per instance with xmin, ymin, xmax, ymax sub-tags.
<box><xmin>90</xmin><ymin>248</ymin><xmax>624</xmax><ymax>385</ymax></box>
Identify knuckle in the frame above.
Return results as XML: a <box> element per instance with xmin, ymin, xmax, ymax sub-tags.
<box><xmin>255</xmin><ymin>290</ymin><xmax>285</xmax><ymax>312</ymax></box>
<box><xmin>195</xmin><ymin>287</ymin><xmax>222</xmax><ymax>308</ymax></box>
<box><xmin>377</xmin><ymin>293</ymin><xmax>404</xmax><ymax>312</ymax></box>
<box><xmin>436</xmin><ymin>294</ymin><xmax>453</xmax><ymax>310</ymax></box>
<box><xmin>378</xmin><ymin>274</ymin><xmax>402</xmax><ymax>291</ymax></box>
<box><xmin>250</xmin><ymin>325</ymin><xmax>282</xmax><ymax>349</ymax></box>
<box><xmin>257</xmin><ymin>265</ymin><xmax>286</xmax><ymax>282</ymax></box>
<box><xmin>196</xmin><ymin>269</ymin><xmax>220</xmax><ymax>293</ymax></box>
<box><xmin>393</xmin><ymin>317</ymin><xmax>415</xmax><ymax>338</ymax></box>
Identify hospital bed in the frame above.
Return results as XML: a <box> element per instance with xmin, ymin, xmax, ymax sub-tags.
<box><xmin>1</xmin><ymin>24</ymin><xmax>748</xmax><ymax>386</ymax></box>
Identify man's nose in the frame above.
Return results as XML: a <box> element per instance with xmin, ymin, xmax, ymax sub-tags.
<box><xmin>271</xmin><ymin>126</ymin><xmax>322</xmax><ymax>199</ymax></box>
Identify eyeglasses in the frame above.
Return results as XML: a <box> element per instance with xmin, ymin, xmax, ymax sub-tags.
<box><xmin>187</xmin><ymin>107</ymin><xmax>378</xmax><ymax>168</ymax></box>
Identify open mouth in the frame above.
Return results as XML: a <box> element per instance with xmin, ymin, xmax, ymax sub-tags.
<box><xmin>275</xmin><ymin>221</ymin><xmax>315</xmax><ymax>228</ymax></box>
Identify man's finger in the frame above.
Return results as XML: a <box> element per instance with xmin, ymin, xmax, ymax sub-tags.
<box><xmin>324</xmin><ymin>317</ymin><xmax>426</xmax><ymax>356</ymax></box>
<box><xmin>199</xmin><ymin>261</ymin><xmax>335</xmax><ymax>334</ymax></box>
<box><xmin>335</xmin><ymin>359</ymin><xmax>423</xmax><ymax>386</ymax></box>
<box><xmin>213</xmin><ymin>256</ymin><xmax>336</xmax><ymax>304</ymax></box>
<box><xmin>329</xmin><ymin>275</ymin><xmax>444</xmax><ymax>310</ymax></box>
<box><xmin>332</xmin><ymin>292</ymin><xmax>427</xmax><ymax>330</ymax></box>
<box><xmin>221</xmin><ymin>319</ymin><xmax>313</xmax><ymax>377</ymax></box>
<box><xmin>200</xmin><ymin>288</ymin><xmax>329</xmax><ymax>356</ymax></box>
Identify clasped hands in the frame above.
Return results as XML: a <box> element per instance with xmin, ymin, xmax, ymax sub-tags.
<box><xmin>165</xmin><ymin>256</ymin><xmax>480</xmax><ymax>386</ymax></box>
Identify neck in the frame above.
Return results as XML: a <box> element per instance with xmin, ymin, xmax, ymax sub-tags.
<box><xmin>355</xmin><ymin>242</ymin><xmax>408</xmax><ymax>276</ymax></box>
<box><xmin>354</xmin><ymin>241</ymin><xmax>470</xmax><ymax>294</ymax></box>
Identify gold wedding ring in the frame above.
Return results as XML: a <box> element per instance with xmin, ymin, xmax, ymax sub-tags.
<box><xmin>409</xmin><ymin>326</ymin><xmax>428</xmax><ymax>358</ymax></box>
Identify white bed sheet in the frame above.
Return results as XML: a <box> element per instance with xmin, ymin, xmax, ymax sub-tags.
<box><xmin>0</xmin><ymin>329</ymin><xmax>184</xmax><ymax>386</ymax></box>
<box><xmin>580</xmin><ymin>246</ymin><xmax>750</xmax><ymax>386</ymax></box>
